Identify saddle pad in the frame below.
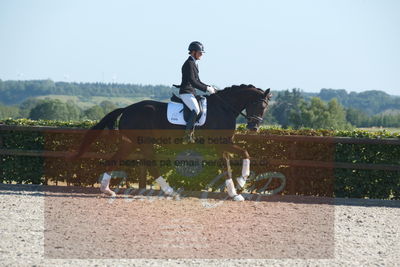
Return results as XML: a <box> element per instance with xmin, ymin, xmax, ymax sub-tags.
<box><xmin>167</xmin><ymin>97</ymin><xmax>207</xmax><ymax>126</ymax></box>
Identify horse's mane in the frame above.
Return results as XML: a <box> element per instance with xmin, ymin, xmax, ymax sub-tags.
<box><xmin>216</xmin><ymin>84</ymin><xmax>264</xmax><ymax>95</ymax></box>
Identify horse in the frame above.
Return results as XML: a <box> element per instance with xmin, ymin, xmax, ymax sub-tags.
<box><xmin>70</xmin><ymin>84</ymin><xmax>272</xmax><ymax>201</ymax></box>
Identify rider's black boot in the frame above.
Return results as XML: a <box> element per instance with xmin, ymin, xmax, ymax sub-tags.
<box><xmin>183</xmin><ymin>110</ymin><xmax>197</xmax><ymax>144</ymax></box>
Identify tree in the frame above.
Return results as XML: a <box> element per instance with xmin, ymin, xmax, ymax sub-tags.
<box><xmin>345</xmin><ymin>108</ymin><xmax>369</xmax><ymax>127</ymax></box>
<box><xmin>65</xmin><ymin>101</ymin><xmax>81</xmax><ymax>121</ymax></box>
<box><xmin>99</xmin><ymin>100</ymin><xmax>117</xmax><ymax>114</ymax></box>
<box><xmin>290</xmin><ymin>97</ymin><xmax>352</xmax><ymax>130</ymax></box>
<box><xmin>0</xmin><ymin>104</ymin><xmax>20</xmax><ymax>119</ymax></box>
<box><xmin>19</xmin><ymin>98</ymin><xmax>45</xmax><ymax>118</ymax></box>
<box><xmin>83</xmin><ymin>105</ymin><xmax>105</xmax><ymax>120</ymax></box>
<box><xmin>29</xmin><ymin>99</ymin><xmax>81</xmax><ymax>121</ymax></box>
<box><xmin>271</xmin><ymin>89</ymin><xmax>303</xmax><ymax>128</ymax></box>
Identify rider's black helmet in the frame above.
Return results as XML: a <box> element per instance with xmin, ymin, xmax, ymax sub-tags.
<box><xmin>188</xmin><ymin>41</ymin><xmax>205</xmax><ymax>53</ymax></box>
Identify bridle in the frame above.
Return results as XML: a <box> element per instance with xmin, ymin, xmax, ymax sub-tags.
<box><xmin>245</xmin><ymin>98</ymin><xmax>269</xmax><ymax>125</ymax></box>
<box><xmin>213</xmin><ymin>92</ymin><xmax>269</xmax><ymax>124</ymax></box>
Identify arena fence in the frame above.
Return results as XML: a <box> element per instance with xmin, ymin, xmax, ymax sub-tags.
<box><xmin>0</xmin><ymin>123</ymin><xmax>399</xmax><ymax>199</ymax></box>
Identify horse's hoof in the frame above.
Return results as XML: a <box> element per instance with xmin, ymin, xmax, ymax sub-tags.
<box><xmin>233</xmin><ymin>194</ymin><xmax>245</xmax><ymax>202</ymax></box>
<box><xmin>100</xmin><ymin>187</ymin><xmax>116</xmax><ymax>197</ymax></box>
<box><xmin>163</xmin><ymin>187</ymin><xmax>174</xmax><ymax>196</ymax></box>
<box><xmin>162</xmin><ymin>187</ymin><xmax>180</xmax><ymax>200</ymax></box>
<box><xmin>236</xmin><ymin>176</ymin><xmax>246</xmax><ymax>189</ymax></box>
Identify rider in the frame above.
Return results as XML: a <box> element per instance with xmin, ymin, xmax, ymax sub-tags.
<box><xmin>179</xmin><ymin>41</ymin><xmax>217</xmax><ymax>143</ymax></box>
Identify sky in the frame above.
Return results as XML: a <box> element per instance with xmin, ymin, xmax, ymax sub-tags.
<box><xmin>0</xmin><ymin>0</ymin><xmax>399</xmax><ymax>94</ymax></box>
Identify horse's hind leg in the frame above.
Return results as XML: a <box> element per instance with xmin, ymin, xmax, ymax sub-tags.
<box><xmin>100</xmin><ymin>135</ymin><xmax>135</xmax><ymax>196</ymax></box>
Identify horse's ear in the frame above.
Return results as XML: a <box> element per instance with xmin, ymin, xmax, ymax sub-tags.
<box><xmin>264</xmin><ymin>88</ymin><xmax>270</xmax><ymax>96</ymax></box>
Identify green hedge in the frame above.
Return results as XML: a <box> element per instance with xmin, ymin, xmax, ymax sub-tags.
<box><xmin>1</xmin><ymin>118</ymin><xmax>399</xmax><ymax>199</ymax></box>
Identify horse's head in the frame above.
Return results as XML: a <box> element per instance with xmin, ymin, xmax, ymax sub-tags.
<box><xmin>245</xmin><ymin>88</ymin><xmax>272</xmax><ymax>131</ymax></box>
<box><xmin>214</xmin><ymin>84</ymin><xmax>272</xmax><ymax>131</ymax></box>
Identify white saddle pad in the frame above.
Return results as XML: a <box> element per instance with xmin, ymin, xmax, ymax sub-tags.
<box><xmin>167</xmin><ymin>97</ymin><xmax>207</xmax><ymax>126</ymax></box>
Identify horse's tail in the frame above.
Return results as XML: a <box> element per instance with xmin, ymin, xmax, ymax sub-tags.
<box><xmin>72</xmin><ymin>108</ymin><xmax>125</xmax><ymax>159</ymax></box>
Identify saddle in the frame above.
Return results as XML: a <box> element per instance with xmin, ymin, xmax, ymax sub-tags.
<box><xmin>170</xmin><ymin>93</ymin><xmax>204</xmax><ymax>122</ymax></box>
<box><xmin>171</xmin><ymin>84</ymin><xmax>204</xmax><ymax>122</ymax></box>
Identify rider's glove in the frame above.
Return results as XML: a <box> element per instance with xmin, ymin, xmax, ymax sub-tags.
<box><xmin>206</xmin><ymin>86</ymin><xmax>216</xmax><ymax>94</ymax></box>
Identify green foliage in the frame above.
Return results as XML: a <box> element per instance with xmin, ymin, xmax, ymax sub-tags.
<box><xmin>271</xmin><ymin>88</ymin><xmax>303</xmax><ymax>128</ymax></box>
<box><xmin>83</xmin><ymin>105</ymin><xmax>105</xmax><ymax>120</ymax></box>
<box><xmin>271</xmin><ymin>90</ymin><xmax>352</xmax><ymax>130</ymax></box>
<box><xmin>290</xmin><ymin>98</ymin><xmax>352</xmax><ymax>130</ymax></box>
<box><xmin>346</xmin><ymin>107</ymin><xmax>369</xmax><ymax>127</ymax></box>
<box><xmin>99</xmin><ymin>100</ymin><xmax>117</xmax><ymax>114</ymax></box>
<box><xmin>13</xmin><ymin>98</ymin><xmax>121</xmax><ymax>121</ymax></box>
<box><xmin>270</xmin><ymin>89</ymin><xmax>400</xmax><ymax>128</ymax></box>
<box><xmin>2</xmin><ymin>80</ymin><xmax>400</xmax><ymax>127</ymax></box>
<box><xmin>0</xmin><ymin>79</ymin><xmax>173</xmax><ymax>105</ymax></box>
<box><xmin>29</xmin><ymin>99</ymin><xmax>81</xmax><ymax>121</ymax></box>
<box><xmin>318</xmin><ymin>88</ymin><xmax>400</xmax><ymax>115</ymax></box>
<box><xmin>346</xmin><ymin>107</ymin><xmax>400</xmax><ymax>128</ymax></box>
<box><xmin>0</xmin><ymin>118</ymin><xmax>97</xmax><ymax>128</ymax></box>
<box><xmin>19</xmin><ymin>98</ymin><xmax>46</xmax><ymax>118</ymax></box>
<box><xmin>0</xmin><ymin>104</ymin><xmax>20</xmax><ymax>119</ymax></box>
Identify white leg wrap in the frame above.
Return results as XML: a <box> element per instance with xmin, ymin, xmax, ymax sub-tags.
<box><xmin>100</xmin><ymin>172</ymin><xmax>116</xmax><ymax>197</ymax></box>
<box><xmin>155</xmin><ymin>176</ymin><xmax>174</xmax><ymax>195</ymax></box>
<box><xmin>225</xmin><ymin>178</ymin><xmax>237</xmax><ymax>197</ymax></box>
<box><xmin>101</xmin><ymin>172</ymin><xmax>112</xmax><ymax>187</ymax></box>
<box><xmin>236</xmin><ymin>159</ymin><xmax>250</xmax><ymax>188</ymax></box>
<box><xmin>242</xmin><ymin>158</ymin><xmax>250</xmax><ymax>178</ymax></box>
<box><xmin>236</xmin><ymin>176</ymin><xmax>246</xmax><ymax>189</ymax></box>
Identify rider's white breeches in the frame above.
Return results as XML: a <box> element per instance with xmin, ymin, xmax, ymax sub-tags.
<box><xmin>179</xmin><ymin>93</ymin><xmax>200</xmax><ymax>115</ymax></box>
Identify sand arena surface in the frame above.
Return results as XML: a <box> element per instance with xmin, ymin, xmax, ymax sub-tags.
<box><xmin>0</xmin><ymin>184</ymin><xmax>399</xmax><ymax>266</ymax></box>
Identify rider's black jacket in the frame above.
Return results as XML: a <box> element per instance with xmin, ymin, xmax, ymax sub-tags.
<box><xmin>179</xmin><ymin>56</ymin><xmax>208</xmax><ymax>95</ymax></box>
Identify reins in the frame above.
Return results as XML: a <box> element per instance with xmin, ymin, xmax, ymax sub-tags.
<box><xmin>212</xmin><ymin>90</ymin><xmax>268</xmax><ymax>124</ymax></box>
<box><xmin>172</xmin><ymin>84</ymin><xmax>267</xmax><ymax>124</ymax></box>
<box><xmin>212</xmin><ymin>92</ymin><xmax>250</xmax><ymax>120</ymax></box>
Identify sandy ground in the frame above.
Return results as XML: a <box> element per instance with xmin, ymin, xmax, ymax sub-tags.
<box><xmin>0</xmin><ymin>184</ymin><xmax>399</xmax><ymax>266</ymax></box>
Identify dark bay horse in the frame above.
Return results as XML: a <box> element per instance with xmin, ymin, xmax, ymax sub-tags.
<box><xmin>71</xmin><ymin>84</ymin><xmax>272</xmax><ymax>201</ymax></box>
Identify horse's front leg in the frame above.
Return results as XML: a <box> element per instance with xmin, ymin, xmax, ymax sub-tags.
<box><xmin>223</xmin><ymin>144</ymin><xmax>251</xmax><ymax>191</ymax></box>
<box><xmin>222</xmin><ymin>152</ymin><xmax>244</xmax><ymax>201</ymax></box>
<box><xmin>236</xmin><ymin>159</ymin><xmax>250</xmax><ymax>190</ymax></box>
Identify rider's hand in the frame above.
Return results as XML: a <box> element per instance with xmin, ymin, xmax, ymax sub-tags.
<box><xmin>206</xmin><ymin>86</ymin><xmax>216</xmax><ymax>94</ymax></box>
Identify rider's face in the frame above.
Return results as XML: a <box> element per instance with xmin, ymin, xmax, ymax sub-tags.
<box><xmin>194</xmin><ymin>51</ymin><xmax>203</xmax><ymax>60</ymax></box>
